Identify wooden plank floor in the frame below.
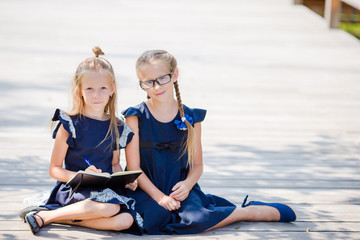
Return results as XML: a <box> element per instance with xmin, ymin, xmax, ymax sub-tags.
<box><xmin>1</xmin><ymin>0</ymin><xmax>360</xmax><ymax>239</ymax></box>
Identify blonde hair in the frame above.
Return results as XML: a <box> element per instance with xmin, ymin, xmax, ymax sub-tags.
<box><xmin>136</xmin><ymin>50</ymin><xmax>197</xmax><ymax>168</ymax></box>
<box><xmin>70</xmin><ymin>46</ymin><xmax>121</xmax><ymax>149</ymax></box>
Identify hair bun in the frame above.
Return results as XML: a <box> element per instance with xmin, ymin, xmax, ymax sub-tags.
<box><xmin>92</xmin><ymin>46</ymin><xmax>104</xmax><ymax>57</ymax></box>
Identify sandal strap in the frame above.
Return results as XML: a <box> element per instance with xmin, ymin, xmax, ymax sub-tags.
<box><xmin>35</xmin><ymin>213</ymin><xmax>45</xmax><ymax>227</ymax></box>
<box><xmin>241</xmin><ymin>195</ymin><xmax>249</xmax><ymax>207</ymax></box>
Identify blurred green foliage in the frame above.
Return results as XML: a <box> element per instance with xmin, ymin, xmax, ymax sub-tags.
<box><xmin>340</xmin><ymin>14</ymin><xmax>360</xmax><ymax>39</ymax></box>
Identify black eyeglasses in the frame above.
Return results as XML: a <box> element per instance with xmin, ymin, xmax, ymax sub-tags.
<box><xmin>139</xmin><ymin>73</ymin><xmax>172</xmax><ymax>90</ymax></box>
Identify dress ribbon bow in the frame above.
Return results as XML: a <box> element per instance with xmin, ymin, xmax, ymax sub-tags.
<box><xmin>174</xmin><ymin>114</ymin><xmax>193</xmax><ymax>131</ymax></box>
<box><xmin>156</xmin><ymin>142</ymin><xmax>178</xmax><ymax>152</ymax></box>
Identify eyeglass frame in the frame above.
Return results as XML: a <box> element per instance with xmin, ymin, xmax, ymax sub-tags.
<box><xmin>139</xmin><ymin>72</ymin><xmax>173</xmax><ymax>90</ymax></box>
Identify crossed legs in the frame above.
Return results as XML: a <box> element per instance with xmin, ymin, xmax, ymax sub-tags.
<box><xmin>34</xmin><ymin>199</ymin><xmax>133</xmax><ymax>231</ymax></box>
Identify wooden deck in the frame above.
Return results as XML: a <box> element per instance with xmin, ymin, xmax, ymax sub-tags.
<box><xmin>1</xmin><ymin>0</ymin><xmax>360</xmax><ymax>239</ymax></box>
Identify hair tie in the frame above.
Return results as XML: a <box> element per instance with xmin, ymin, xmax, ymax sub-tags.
<box><xmin>174</xmin><ymin>114</ymin><xmax>193</xmax><ymax>131</ymax></box>
<box><xmin>92</xmin><ymin>46</ymin><xmax>104</xmax><ymax>58</ymax></box>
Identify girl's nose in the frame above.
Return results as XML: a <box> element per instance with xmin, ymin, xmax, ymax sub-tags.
<box><xmin>154</xmin><ymin>81</ymin><xmax>161</xmax><ymax>90</ymax></box>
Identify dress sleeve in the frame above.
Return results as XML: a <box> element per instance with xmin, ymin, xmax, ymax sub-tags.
<box><xmin>121</xmin><ymin>106</ymin><xmax>142</xmax><ymax>118</ymax></box>
<box><xmin>182</xmin><ymin>105</ymin><xmax>207</xmax><ymax>124</ymax></box>
<box><xmin>117</xmin><ymin>121</ymin><xmax>134</xmax><ymax>149</ymax></box>
<box><xmin>191</xmin><ymin>108</ymin><xmax>207</xmax><ymax>123</ymax></box>
<box><xmin>52</xmin><ymin>109</ymin><xmax>76</xmax><ymax>147</ymax></box>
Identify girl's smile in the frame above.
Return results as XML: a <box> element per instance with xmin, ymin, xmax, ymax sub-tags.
<box><xmin>155</xmin><ymin>90</ymin><xmax>166</xmax><ymax>96</ymax></box>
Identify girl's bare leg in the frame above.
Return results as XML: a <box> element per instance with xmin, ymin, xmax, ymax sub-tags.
<box><xmin>206</xmin><ymin>205</ymin><xmax>280</xmax><ymax>231</ymax></box>
<box><xmin>57</xmin><ymin>212</ymin><xmax>134</xmax><ymax>231</ymax></box>
<box><xmin>34</xmin><ymin>200</ymin><xmax>120</xmax><ymax>226</ymax></box>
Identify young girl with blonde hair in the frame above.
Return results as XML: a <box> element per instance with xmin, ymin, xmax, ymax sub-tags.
<box><xmin>21</xmin><ymin>47</ymin><xmax>142</xmax><ymax>234</ymax></box>
<box><xmin>123</xmin><ymin>50</ymin><xmax>296</xmax><ymax>234</ymax></box>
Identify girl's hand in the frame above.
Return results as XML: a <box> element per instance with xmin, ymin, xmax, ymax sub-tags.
<box><xmin>158</xmin><ymin>195</ymin><xmax>181</xmax><ymax>211</ymax></box>
<box><xmin>170</xmin><ymin>181</ymin><xmax>190</xmax><ymax>201</ymax></box>
<box><xmin>125</xmin><ymin>180</ymin><xmax>138</xmax><ymax>191</ymax></box>
<box><xmin>85</xmin><ymin>165</ymin><xmax>102</xmax><ymax>174</ymax></box>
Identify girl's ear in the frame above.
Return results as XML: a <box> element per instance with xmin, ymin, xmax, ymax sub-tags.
<box><xmin>109</xmin><ymin>83</ymin><xmax>115</xmax><ymax>97</ymax></box>
<box><xmin>172</xmin><ymin>68</ymin><xmax>179</xmax><ymax>82</ymax></box>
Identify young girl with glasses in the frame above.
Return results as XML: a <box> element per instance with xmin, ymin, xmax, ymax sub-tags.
<box><xmin>123</xmin><ymin>50</ymin><xmax>296</xmax><ymax>235</ymax></box>
<box><xmin>21</xmin><ymin>47</ymin><xmax>142</xmax><ymax>234</ymax></box>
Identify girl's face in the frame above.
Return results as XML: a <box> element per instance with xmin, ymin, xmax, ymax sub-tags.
<box><xmin>81</xmin><ymin>71</ymin><xmax>114</xmax><ymax>113</ymax></box>
<box><xmin>137</xmin><ymin>61</ymin><xmax>178</xmax><ymax>101</ymax></box>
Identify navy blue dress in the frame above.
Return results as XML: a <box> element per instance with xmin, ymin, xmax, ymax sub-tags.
<box><xmin>43</xmin><ymin>109</ymin><xmax>143</xmax><ymax>231</ymax></box>
<box><xmin>122</xmin><ymin>102</ymin><xmax>236</xmax><ymax>235</ymax></box>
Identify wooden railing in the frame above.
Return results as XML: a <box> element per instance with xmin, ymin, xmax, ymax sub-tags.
<box><xmin>295</xmin><ymin>0</ymin><xmax>360</xmax><ymax>28</ymax></box>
